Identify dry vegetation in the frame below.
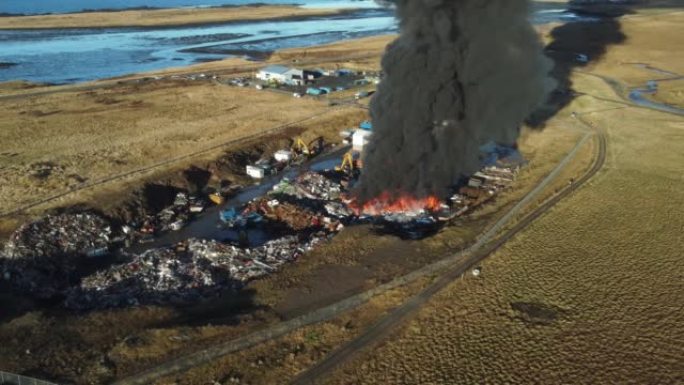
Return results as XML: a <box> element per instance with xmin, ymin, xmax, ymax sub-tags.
<box><xmin>650</xmin><ymin>78</ymin><xmax>684</xmax><ymax>107</ymax></box>
<box><xmin>0</xmin><ymin>77</ymin><xmax>363</xmax><ymax>219</ymax></box>
<box><xmin>324</xmin><ymin>103</ymin><xmax>684</xmax><ymax>385</ymax></box>
<box><xmin>316</xmin><ymin>12</ymin><xmax>684</xmax><ymax>385</ymax></box>
<box><xmin>0</xmin><ymin>5</ymin><xmax>345</xmax><ymax>29</ymax></box>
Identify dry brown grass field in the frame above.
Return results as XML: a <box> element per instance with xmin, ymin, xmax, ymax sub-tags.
<box><xmin>0</xmin><ymin>75</ymin><xmax>367</xmax><ymax>234</ymax></box>
<box><xmin>0</xmin><ymin>5</ymin><xmax>344</xmax><ymax>29</ymax></box>
<box><xmin>650</xmin><ymin>79</ymin><xmax>684</xmax><ymax>107</ymax></box>
<box><xmin>315</xmin><ymin>12</ymin><xmax>684</xmax><ymax>385</ymax></box>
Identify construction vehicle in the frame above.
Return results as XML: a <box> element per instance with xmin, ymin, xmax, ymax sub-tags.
<box><xmin>291</xmin><ymin>136</ymin><xmax>325</xmax><ymax>158</ymax></box>
<box><xmin>335</xmin><ymin>151</ymin><xmax>358</xmax><ymax>176</ymax></box>
<box><xmin>209</xmin><ymin>193</ymin><xmax>224</xmax><ymax>205</ymax></box>
<box><xmin>292</xmin><ymin>137</ymin><xmax>311</xmax><ymax>156</ymax></box>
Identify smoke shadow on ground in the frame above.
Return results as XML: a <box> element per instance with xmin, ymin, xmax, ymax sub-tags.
<box><xmin>526</xmin><ymin>8</ymin><xmax>628</xmax><ymax>128</ymax></box>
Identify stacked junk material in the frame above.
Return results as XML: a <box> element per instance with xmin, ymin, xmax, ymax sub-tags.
<box><xmin>65</xmin><ymin>235</ymin><xmax>326</xmax><ymax>310</ymax></box>
<box><xmin>1</xmin><ymin>213</ymin><xmax>115</xmax><ymax>297</ymax></box>
<box><xmin>4</xmin><ymin>213</ymin><xmax>112</xmax><ymax>259</ymax></box>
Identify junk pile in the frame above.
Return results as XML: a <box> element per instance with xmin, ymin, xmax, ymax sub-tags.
<box><xmin>65</xmin><ymin>235</ymin><xmax>322</xmax><ymax>310</ymax></box>
<box><xmin>449</xmin><ymin>165</ymin><xmax>519</xmax><ymax>215</ymax></box>
<box><xmin>127</xmin><ymin>192</ymin><xmax>207</xmax><ymax>243</ymax></box>
<box><xmin>4</xmin><ymin>213</ymin><xmax>112</xmax><ymax>259</ymax></box>
<box><xmin>380</xmin><ymin>212</ymin><xmax>440</xmax><ymax>240</ymax></box>
<box><xmin>1</xmin><ymin>213</ymin><xmax>114</xmax><ymax>297</ymax></box>
<box><xmin>244</xmin><ymin>198</ymin><xmax>325</xmax><ymax>232</ymax></box>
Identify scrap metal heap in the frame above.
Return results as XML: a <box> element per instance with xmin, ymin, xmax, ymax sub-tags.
<box><xmin>65</xmin><ymin>235</ymin><xmax>325</xmax><ymax>310</ymax></box>
<box><xmin>1</xmin><ymin>213</ymin><xmax>114</xmax><ymax>297</ymax></box>
<box><xmin>4</xmin><ymin>213</ymin><xmax>112</xmax><ymax>259</ymax></box>
<box><xmin>129</xmin><ymin>192</ymin><xmax>209</xmax><ymax>243</ymax></box>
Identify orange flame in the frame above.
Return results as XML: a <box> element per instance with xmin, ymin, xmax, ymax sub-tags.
<box><xmin>350</xmin><ymin>192</ymin><xmax>442</xmax><ymax>216</ymax></box>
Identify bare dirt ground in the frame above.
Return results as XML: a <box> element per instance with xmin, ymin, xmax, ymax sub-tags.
<box><xmin>0</xmin><ymin>5</ymin><xmax>347</xmax><ymax>29</ymax></box>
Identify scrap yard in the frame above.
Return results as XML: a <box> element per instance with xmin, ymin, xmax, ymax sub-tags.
<box><xmin>1</xmin><ymin>119</ymin><xmax>521</xmax><ymax>311</ymax></box>
<box><xmin>2</xmin><ymin>0</ymin><xmax>684</xmax><ymax>384</ymax></box>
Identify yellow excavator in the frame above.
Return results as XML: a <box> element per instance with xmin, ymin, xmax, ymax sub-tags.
<box><xmin>291</xmin><ymin>136</ymin><xmax>324</xmax><ymax>157</ymax></box>
<box><xmin>291</xmin><ymin>137</ymin><xmax>311</xmax><ymax>156</ymax></box>
<box><xmin>335</xmin><ymin>151</ymin><xmax>357</xmax><ymax>175</ymax></box>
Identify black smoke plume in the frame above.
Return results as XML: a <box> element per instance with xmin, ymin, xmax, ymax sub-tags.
<box><xmin>356</xmin><ymin>0</ymin><xmax>554</xmax><ymax>201</ymax></box>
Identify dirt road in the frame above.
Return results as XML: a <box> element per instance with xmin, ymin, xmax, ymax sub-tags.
<box><xmin>290</xmin><ymin>119</ymin><xmax>606</xmax><ymax>384</ymax></box>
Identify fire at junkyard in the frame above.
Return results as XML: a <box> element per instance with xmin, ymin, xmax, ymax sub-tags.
<box><xmin>0</xmin><ymin>0</ymin><xmax>551</xmax><ymax>310</ymax></box>
<box><xmin>0</xmin><ymin>138</ymin><xmax>522</xmax><ymax>310</ymax></box>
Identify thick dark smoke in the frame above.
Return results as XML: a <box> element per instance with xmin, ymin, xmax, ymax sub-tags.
<box><xmin>356</xmin><ymin>0</ymin><xmax>554</xmax><ymax>201</ymax></box>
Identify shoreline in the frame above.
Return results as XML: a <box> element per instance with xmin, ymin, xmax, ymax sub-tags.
<box><xmin>0</xmin><ymin>4</ymin><xmax>359</xmax><ymax>30</ymax></box>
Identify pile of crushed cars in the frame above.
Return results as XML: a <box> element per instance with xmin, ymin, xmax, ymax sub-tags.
<box><xmin>4</xmin><ymin>213</ymin><xmax>113</xmax><ymax>259</ymax></box>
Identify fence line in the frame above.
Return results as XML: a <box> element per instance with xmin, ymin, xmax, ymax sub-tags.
<box><xmin>0</xmin><ymin>371</ymin><xmax>58</xmax><ymax>385</ymax></box>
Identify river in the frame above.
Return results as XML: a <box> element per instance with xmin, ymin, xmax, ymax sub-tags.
<box><xmin>0</xmin><ymin>5</ymin><xmax>594</xmax><ymax>85</ymax></box>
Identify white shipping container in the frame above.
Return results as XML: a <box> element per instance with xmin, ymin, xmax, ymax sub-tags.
<box><xmin>246</xmin><ymin>165</ymin><xmax>266</xmax><ymax>179</ymax></box>
<box><xmin>274</xmin><ymin>150</ymin><xmax>293</xmax><ymax>163</ymax></box>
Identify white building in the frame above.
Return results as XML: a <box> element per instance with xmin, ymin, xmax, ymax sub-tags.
<box><xmin>256</xmin><ymin>65</ymin><xmax>305</xmax><ymax>85</ymax></box>
<box><xmin>352</xmin><ymin>130</ymin><xmax>372</xmax><ymax>150</ymax></box>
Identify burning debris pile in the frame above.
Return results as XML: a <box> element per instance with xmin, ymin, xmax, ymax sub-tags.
<box><xmin>356</xmin><ymin>0</ymin><xmax>553</xmax><ymax>201</ymax></box>
<box><xmin>65</xmin><ymin>235</ymin><xmax>321</xmax><ymax>310</ymax></box>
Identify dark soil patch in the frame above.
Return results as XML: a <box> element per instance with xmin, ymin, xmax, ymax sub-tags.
<box><xmin>511</xmin><ymin>301</ymin><xmax>566</xmax><ymax>325</ymax></box>
<box><xmin>182</xmin><ymin>166</ymin><xmax>212</xmax><ymax>195</ymax></box>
